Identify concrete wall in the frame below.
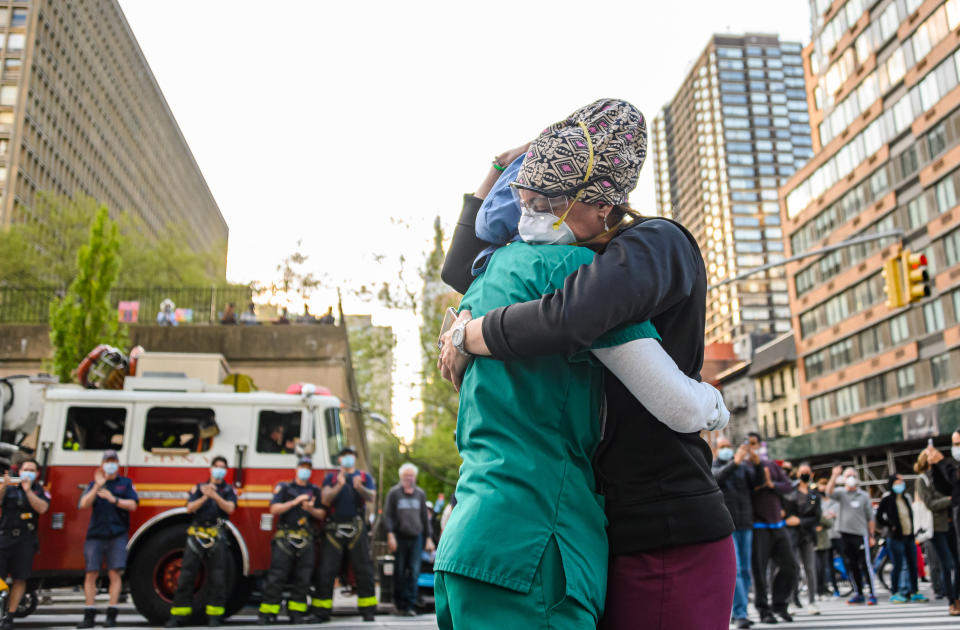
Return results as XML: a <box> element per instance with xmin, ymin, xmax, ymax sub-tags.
<box><xmin>0</xmin><ymin>323</ymin><xmax>370</xmax><ymax>465</ymax></box>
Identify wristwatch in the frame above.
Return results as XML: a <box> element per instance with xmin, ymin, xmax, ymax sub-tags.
<box><xmin>451</xmin><ymin>322</ymin><xmax>472</xmax><ymax>358</ymax></box>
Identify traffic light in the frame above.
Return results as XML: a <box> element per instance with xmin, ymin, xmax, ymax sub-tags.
<box><xmin>900</xmin><ymin>250</ymin><xmax>931</xmax><ymax>304</ymax></box>
<box><xmin>882</xmin><ymin>256</ymin><xmax>904</xmax><ymax>309</ymax></box>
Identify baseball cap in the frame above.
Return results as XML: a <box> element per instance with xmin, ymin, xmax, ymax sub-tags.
<box><xmin>102</xmin><ymin>449</ymin><xmax>119</xmax><ymax>462</ymax></box>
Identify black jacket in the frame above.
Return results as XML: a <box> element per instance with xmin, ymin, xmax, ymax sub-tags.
<box><xmin>712</xmin><ymin>458</ymin><xmax>758</xmax><ymax>530</ymax></box>
<box><xmin>455</xmin><ymin>215</ymin><xmax>734</xmax><ymax>554</ymax></box>
<box><xmin>931</xmin><ymin>458</ymin><xmax>960</xmax><ymax>508</ymax></box>
<box><xmin>876</xmin><ymin>492</ymin><xmax>914</xmax><ymax>538</ymax></box>
<box><xmin>784</xmin><ymin>488</ymin><xmax>822</xmax><ymax>545</ymax></box>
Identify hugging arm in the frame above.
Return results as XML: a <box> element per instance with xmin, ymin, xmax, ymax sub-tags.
<box><xmin>591</xmin><ymin>339</ymin><xmax>728</xmax><ymax>433</ymax></box>
<box><xmin>481</xmin><ymin>220</ymin><xmax>701</xmax><ymax>359</ymax></box>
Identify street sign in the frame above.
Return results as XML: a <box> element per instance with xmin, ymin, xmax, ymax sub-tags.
<box><xmin>902</xmin><ymin>405</ymin><xmax>939</xmax><ymax>440</ymax></box>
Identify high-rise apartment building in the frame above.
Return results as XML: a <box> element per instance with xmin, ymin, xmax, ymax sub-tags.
<box><xmin>779</xmin><ymin>0</ymin><xmax>960</xmax><ymax>461</ymax></box>
<box><xmin>0</xmin><ymin>0</ymin><xmax>227</xmax><ymax>263</ymax></box>
<box><xmin>650</xmin><ymin>34</ymin><xmax>815</xmax><ymax>344</ymax></box>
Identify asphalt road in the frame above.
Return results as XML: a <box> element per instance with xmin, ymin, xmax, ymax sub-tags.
<box><xmin>16</xmin><ymin>607</ymin><xmax>440</xmax><ymax>630</ymax></box>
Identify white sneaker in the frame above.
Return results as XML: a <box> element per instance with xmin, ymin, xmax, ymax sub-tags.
<box><xmin>806</xmin><ymin>604</ymin><xmax>820</xmax><ymax>615</ymax></box>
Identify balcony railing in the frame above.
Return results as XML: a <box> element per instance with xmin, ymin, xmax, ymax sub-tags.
<box><xmin>0</xmin><ymin>286</ymin><xmax>253</xmax><ymax>325</ymax></box>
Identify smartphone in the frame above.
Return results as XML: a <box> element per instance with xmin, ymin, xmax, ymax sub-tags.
<box><xmin>437</xmin><ymin>307</ymin><xmax>458</xmax><ymax>350</ymax></box>
<box><xmin>928</xmin><ymin>438</ymin><xmax>935</xmax><ymax>447</ymax></box>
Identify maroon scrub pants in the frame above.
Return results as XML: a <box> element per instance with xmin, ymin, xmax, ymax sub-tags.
<box><xmin>600</xmin><ymin>536</ymin><xmax>736</xmax><ymax>630</ymax></box>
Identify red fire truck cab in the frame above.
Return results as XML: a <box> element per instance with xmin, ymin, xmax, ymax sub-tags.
<box><xmin>1</xmin><ymin>373</ymin><xmax>346</xmax><ymax>623</ymax></box>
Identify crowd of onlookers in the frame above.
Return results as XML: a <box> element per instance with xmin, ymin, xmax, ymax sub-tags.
<box><xmin>713</xmin><ymin>432</ymin><xmax>960</xmax><ymax>628</ymax></box>
<box><xmin>154</xmin><ymin>300</ymin><xmax>337</xmax><ymax>326</ymax></box>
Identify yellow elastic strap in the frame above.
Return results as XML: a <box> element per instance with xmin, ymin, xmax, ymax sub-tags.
<box><xmin>205</xmin><ymin>605</ymin><xmax>224</xmax><ymax>616</ymax></box>
<box><xmin>357</xmin><ymin>596</ymin><xmax>378</xmax><ymax>607</ymax></box>
<box><xmin>170</xmin><ymin>607</ymin><xmax>192</xmax><ymax>616</ymax></box>
<box><xmin>259</xmin><ymin>603</ymin><xmax>281</xmax><ymax>614</ymax></box>
<box><xmin>287</xmin><ymin>601</ymin><xmax>308</xmax><ymax>613</ymax></box>
<box><xmin>553</xmin><ymin>121</ymin><xmax>595</xmax><ymax>230</ymax></box>
<box><xmin>312</xmin><ymin>599</ymin><xmax>333</xmax><ymax>609</ymax></box>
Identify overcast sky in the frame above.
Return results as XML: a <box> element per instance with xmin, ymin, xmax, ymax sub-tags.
<box><xmin>118</xmin><ymin>0</ymin><xmax>813</xmax><ymax>439</ymax></box>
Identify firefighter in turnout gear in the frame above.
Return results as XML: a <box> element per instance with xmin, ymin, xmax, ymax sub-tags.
<box><xmin>166</xmin><ymin>456</ymin><xmax>238</xmax><ymax>628</ymax></box>
<box><xmin>314</xmin><ymin>446</ymin><xmax>377</xmax><ymax>622</ymax></box>
<box><xmin>257</xmin><ymin>458</ymin><xmax>325</xmax><ymax>625</ymax></box>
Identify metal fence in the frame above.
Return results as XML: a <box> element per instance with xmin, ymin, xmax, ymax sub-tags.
<box><xmin>0</xmin><ymin>286</ymin><xmax>254</xmax><ymax>325</ymax></box>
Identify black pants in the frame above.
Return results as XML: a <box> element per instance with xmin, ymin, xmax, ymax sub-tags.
<box><xmin>314</xmin><ymin>525</ymin><xmax>377</xmax><ymax>616</ymax></box>
<box><xmin>841</xmin><ymin>532</ymin><xmax>874</xmax><ymax>596</ymax></box>
<box><xmin>171</xmin><ymin>535</ymin><xmax>228</xmax><ymax>617</ymax></box>
<box><xmin>816</xmin><ymin>547</ymin><xmax>836</xmax><ymax>594</ymax></box>
<box><xmin>393</xmin><ymin>534</ymin><xmax>422</xmax><ymax>612</ymax></box>
<box><xmin>752</xmin><ymin>527</ymin><xmax>797</xmax><ymax>613</ymax></box>
<box><xmin>259</xmin><ymin>537</ymin><xmax>314</xmax><ymax>617</ymax></box>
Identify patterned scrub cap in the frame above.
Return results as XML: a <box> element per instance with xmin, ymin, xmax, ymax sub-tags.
<box><xmin>518</xmin><ymin>98</ymin><xmax>647</xmax><ymax>206</ymax></box>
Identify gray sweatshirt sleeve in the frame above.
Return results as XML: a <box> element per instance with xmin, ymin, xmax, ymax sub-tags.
<box><xmin>592</xmin><ymin>338</ymin><xmax>730</xmax><ymax>433</ymax></box>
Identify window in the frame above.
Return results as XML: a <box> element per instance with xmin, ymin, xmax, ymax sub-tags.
<box><xmin>794</xmin><ymin>405</ymin><xmax>800</xmax><ymax>429</ymax></box>
<box><xmin>3</xmin><ymin>58</ymin><xmax>20</xmax><ymax>72</ymax></box>
<box><xmin>143</xmin><ymin>408</ymin><xmax>217</xmax><ymax>454</ymax></box>
<box><xmin>805</xmin><ymin>350</ymin><xmax>825</xmax><ymax>379</ymax></box>
<box><xmin>945</xmin><ymin>227</ymin><xmax>960</xmax><ymax>267</ymax></box>
<box><xmin>63</xmin><ymin>407</ymin><xmax>126</xmax><ymax>451</ymax></box>
<box><xmin>890</xmin><ymin>314</ymin><xmax>910</xmax><ymax>344</ymax></box>
<box><xmin>830</xmin><ymin>338</ymin><xmax>853</xmax><ymax>369</ymax></box>
<box><xmin>932</xmin><ymin>352</ymin><xmax>952</xmax><ymax>388</ymax></box>
<box><xmin>257</xmin><ymin>410</ymin><xmax>301</xmax><ymax>454</ymax></box>
<box><xmin>928</xmin><ymin>122</ymin><xmax>948</xmax><ymax>158</ymax></box>
<box><xmin>10</xmin><ymin>9</ymin><xmax>25</xmax><ymax>26</ymax></box>
<box><xmin>325</xmin><ymin>408</ymin><xmax>345</xmax><ymax>462</ymax></box>
<box><xmin>0</xmin><ymin>85</ymin><xmax>16</xmax><ymax>106</ymax></box>
<box><xmin>864</xmin><ymin>375</ymin><xmax>886</xmax><ymax>406</ymax></box>
<box><xmin>924</xmin><ymin>300</ymin><xmax>946</xmax><ymax>333</ymax></box>
<box><xmin>6</xmin><ymin>33</ymin><xmax>24</xmax><ymax>51</ymax></box>
<box><xmin>810</xmin><ymin>395</ymin><xmax>830</xmax><ymax>425</ymax></box>
<box><xmin>896</xmin><ymin>366</ymin><xmax>917</xmax><ymax>397</ymax></box>
<box><xmin>859</xmin><ymin>326</ymin><xmax>884</xmax><ymax>357</ymax></box>
<box><xmin>836</xmin><ymin>386</ymin><xmax>860</xmax><ymax>417</ymax></box>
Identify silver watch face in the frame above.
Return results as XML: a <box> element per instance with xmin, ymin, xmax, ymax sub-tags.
<box><xmin>452</xmin><ymin>326</ymin><xmax>464</xmax><ymax>348</ymax></box>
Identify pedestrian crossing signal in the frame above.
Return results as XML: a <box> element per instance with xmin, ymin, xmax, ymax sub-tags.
<box><xmin>900</xmin><ymin>250</ymin><xmax>930</xmax><ymax>304</ymax></box>
<box><xmin>882</xmin><ymin>257</ymin><xmax>905</xmax><ymax>309</ymax></box>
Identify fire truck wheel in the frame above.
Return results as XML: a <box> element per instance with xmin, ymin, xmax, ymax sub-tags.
<box><xmin>128</xmin><ymin>525</ymin><xmax>240</xmax><ymax>625</ymax></box>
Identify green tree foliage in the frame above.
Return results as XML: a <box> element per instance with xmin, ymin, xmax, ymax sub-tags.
<box><xmin>0</xmin><ymin>192</ymin><xmax>226</xmax><ymax>288</ymax></box>
<box><xmin>48</xmin><ymin>206</ymin><xmax>128</xmax><ymax>383</ymax></box>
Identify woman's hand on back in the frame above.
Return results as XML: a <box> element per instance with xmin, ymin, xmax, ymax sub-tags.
<box><xmin>438</xmin><ymin>310</ymin><xmax>474</xmax><ymax>391</ymax></box>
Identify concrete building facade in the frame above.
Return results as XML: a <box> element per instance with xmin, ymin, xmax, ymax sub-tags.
<box><xmin>650</xmin><ymin>34</ymin><xmax>814</xmax><ymax>345</ymax></box>
<box><xmin>0</xmin><ymin>0</ymin><xmax>227</xmax><ymax>261</ymax></box>
<box><xmin>778</xmin><ymin>0</ymin><xmax>960</xmax><ymax>461</ymax></box>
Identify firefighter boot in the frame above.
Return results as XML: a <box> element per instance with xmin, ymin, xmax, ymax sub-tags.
<box><xmin>163</xmin><ymin>617</ymin><xmax>183</xmax><ymax>628</ymax></box>
<box><xmin>1</xmin><ymin>610</ymin><xmax>14</xmax><ymax>630</ymax></box>
<box><xmin>104</xmin><ymin>607</ymin><xmax>119</xmax><ymax>628</ymax></box>
<box><xmin>360</xmin><ymin>605</ymin><xmax>375</xmax><ymax>622</ymax></box>
<box><xmin>207</xmin><ymin>615</ymin><xmax>222</xmax><ymax>627</ymax></box>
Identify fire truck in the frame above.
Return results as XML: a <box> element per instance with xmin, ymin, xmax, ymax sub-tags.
<box><xmin>0</xmin><ymin>354</ymin><xmax>349</xmax><ymax>624</ymax></box>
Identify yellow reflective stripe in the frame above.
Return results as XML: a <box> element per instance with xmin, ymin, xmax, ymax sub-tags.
<box><xmin>357</xmin><ymin>596</ymin><xmax>378</xmax><ymax>607</ymax></box>
<box><xmin>259</xmin><ymin>603</ymin><xmax>281</xmax><ymax>614</ymax></box>
<box><xmin>170</xmin><ymin>607</ymin><xmax>192</xmax><ymax>616</ymax></box>
<box><xmin>205</xmin><ymin>605</ymin><xmax>224</xmax><ymax>616</ymax></box>
<box><xmin>311</xmin><ymin>599</ymin><xmax>333</xmax><ymax>609</ymax></box>
<box><xmin>287</xmin><ymin>601</ymin><xmax>307</xmax><ymax>612</ymax></box>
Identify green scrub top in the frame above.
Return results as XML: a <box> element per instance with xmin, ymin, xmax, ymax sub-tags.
<box><xmin>434</xmin><ymin>242</ymin><xmax>659</xmax><ymax>617</ymax></box>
